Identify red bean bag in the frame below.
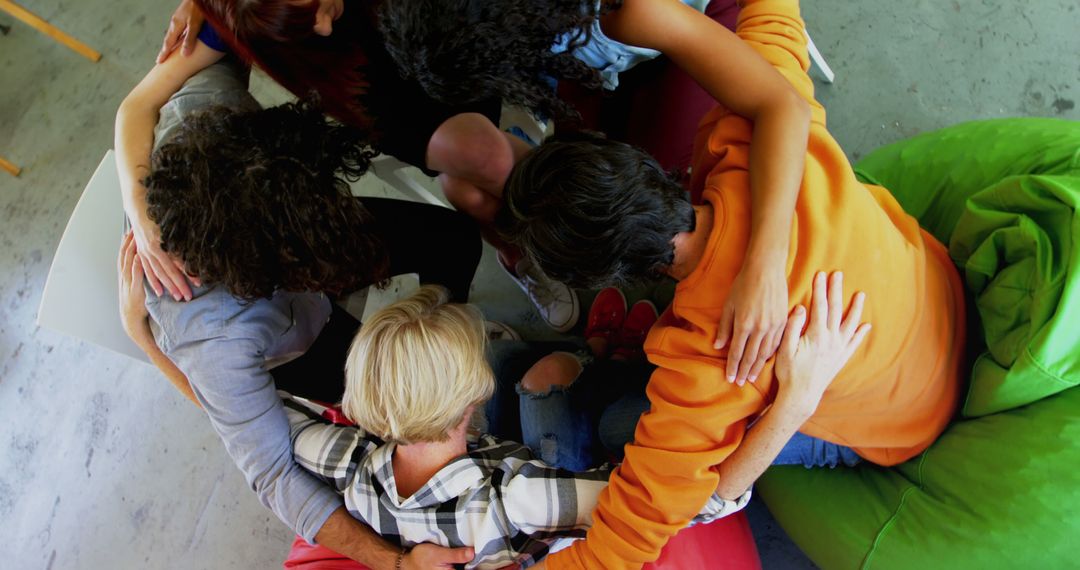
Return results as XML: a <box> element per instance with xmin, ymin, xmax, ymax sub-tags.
<box><xmin>283</xmin><ymin>510</ymin><xmax>760</xmax><ymax>570</ymax></box>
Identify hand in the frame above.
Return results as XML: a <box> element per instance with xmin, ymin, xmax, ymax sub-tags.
<box><xmin>157</xmin><ymin>0</ymin><xmax>205</xmax><ymax>64</ymax></box>
<box><xmin>400</xmin><ymin>543</ymin><xmax>475</xmax><ymax>570</ymax></box>
<box><xmin>118</xmin><ymin>231</ymin><xmax>153</xmax><ymax>347</ymax></box>
<box><xmin>131</xmin><ymin>213</ymin><xmax>198</xmax><ymax>301</ymax></box>
<box><xmin>773</xmin><ymin>272</ymin><xmax>870</xmax><ymax>418</ymax></box>
<box><xmin>715</xmin><ymin>261</ymin><xmax>788</xmax><ymax>386</ymax></box>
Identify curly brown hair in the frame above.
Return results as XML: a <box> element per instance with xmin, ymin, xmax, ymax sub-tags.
<box><xmin>377</xmin><ymin>0</ymin><xmax>620</xmax><ymax>121</ymax></box>
<box><xmin>144</xmin><ymin>101</ymin><xmax>389</xmax><ymax>300</ymax></box>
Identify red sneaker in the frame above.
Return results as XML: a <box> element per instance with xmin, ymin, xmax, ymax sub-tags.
<box><xmin>585</xmin><ymin>287</ymin><xmax>627</xmax><ymax>348</ymax></box>
<box><xmin>613</xmin><ymin>300</ymin><xmax>659</xmax><ymax>361</ymax></box>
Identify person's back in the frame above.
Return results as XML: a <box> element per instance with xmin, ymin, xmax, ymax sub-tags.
<box><xmin>511</xmin><ymin>0</ymin><xmax>967</xmax><ymax>567</ymax></box>
<box><xmin>661</xmin><ymin>1</ymin><xmax>966</xmax><ymax>464</ymax></box>
<box><xmin>283</xmin><ymin>286</ymin><xmax>746</xmax><ymax>569</ymax></box>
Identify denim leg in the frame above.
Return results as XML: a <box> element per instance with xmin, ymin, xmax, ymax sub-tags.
<box><xmin>518</xmin><ymin>364</ymin><xmax>598</xmax><ymax>472</ymax></box>
<box><xmin>597</xmin><ymin>394</ymin><xmax>650</xmax><ymax>460</ymax></box>
<box><xmin>772</xmin><ymin>432</ymin><xmax>863</xmax><ymax>468</ymax></box>
<box><xmin>485</xmin><ymin>340</ymin><xmax>581</xmax><ymax>442</ymax></box>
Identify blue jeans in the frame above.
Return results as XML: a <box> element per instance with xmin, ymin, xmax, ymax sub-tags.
<box><xmin>488</xmin><ymin>341</ymin><xmax>862</xmax><ymax>471</ymax></box>
<box><xmin>487</xmin><ymin>340</ymin><xmax>653</xmax><ymax>471</ymax></box>
<box><xmin>772</xmin><ymin>432</ymin><xmax>863</xmax><ymax>469</ymax></box>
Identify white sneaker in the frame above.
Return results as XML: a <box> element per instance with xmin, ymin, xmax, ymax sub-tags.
<box><xmin>504</xmin><ymin>257</ymin><xmax>580</xmax><ymax>332</ymax></box>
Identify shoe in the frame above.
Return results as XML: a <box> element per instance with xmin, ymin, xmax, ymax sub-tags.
<box><xmin>584</xmin><ymin>287</ymin><xmax>627</xmax><ymax>346</ymax></box>
<box><xmin>612</xmin><ymin>299</ymin><xmax>659</xmax><ymax>361</ymax></box>
<box><xmin>485</xmin><ymin>320</ymin><xmax>521</xmax><ymax>342</ymax></box>
<box><xmin>503</xmin><ymin>257</ymin><xmax>580</xmax><ymax>333</ymax></box>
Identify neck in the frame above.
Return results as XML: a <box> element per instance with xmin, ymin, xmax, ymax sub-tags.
<box><xmin>667</xmin><ymin>204</ymin><xmax>714</xmax><ymax>281</ymax></box>
<box><xmin>391</xmin><ymin>417</ymin><xmax>469</xmax><ymax>499</ymax></box>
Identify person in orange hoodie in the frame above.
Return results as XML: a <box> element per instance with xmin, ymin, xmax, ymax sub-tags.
<box><xmin>496</xmin><ymin>0</ymin><xmax>968</xmax><ymax>567</ymax></box>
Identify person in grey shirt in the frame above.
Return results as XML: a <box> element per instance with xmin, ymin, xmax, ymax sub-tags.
<box><xmin>118</xmin><ymin>55</ymin><xmax>482</xmax><ymax>567</ymax></box>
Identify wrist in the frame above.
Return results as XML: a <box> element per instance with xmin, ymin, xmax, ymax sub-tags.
<box><xmin>740</xmin><ymin>245</ymin><xmax>787</xmax><ymax>274</ymax></box>
<box><xmin>772</xmin><ymin>394</ymin><xmax>816</xmax><ymax>423</ymax></box>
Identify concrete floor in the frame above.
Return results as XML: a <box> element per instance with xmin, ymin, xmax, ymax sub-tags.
<box><xmin>1</xmin><ymin>1</ymin><xmax>1077</xmax><ymax>569</ymax></box>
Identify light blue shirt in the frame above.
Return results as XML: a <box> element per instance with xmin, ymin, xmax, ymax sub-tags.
<box><xmin>144</xmin><ymin>60</ymin><xmax>341</xmax><ymax>543</ymax></box>
<box><xmin>551</xmin><ymin>0</ymin><xmax>711</xmax><ymax>90</ymax></box>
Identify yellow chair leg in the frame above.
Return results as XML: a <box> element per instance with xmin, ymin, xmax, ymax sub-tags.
<box><xmin>0</xmin><ymin>0</ymin><xmax>102</xmax><ymax>62</ymax></box>
<box><xmin>1</xmin><ymin>155</ymin><xmax>21</xmax><ymax>177</ymax></box>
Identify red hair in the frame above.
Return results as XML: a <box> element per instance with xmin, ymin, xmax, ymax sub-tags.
<box><xmin>196</xmin><ymin>0</ymin><xmax>374</xmax><ymax>128</ymax></box>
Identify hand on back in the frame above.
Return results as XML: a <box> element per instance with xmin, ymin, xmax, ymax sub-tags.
<box><xmin>157</xmin><ymin>0</ymin><xmax>205</xmax><ymax>63</ymax></box>
<box><xmin>773</xmin><ymin>271</ymin><xmax>871</xmax><ymax>418</ymax></box>
<box><xmin>130</xmin><ymin>213</ymin><xmax>199</xmax><ymax>302</ymax></box>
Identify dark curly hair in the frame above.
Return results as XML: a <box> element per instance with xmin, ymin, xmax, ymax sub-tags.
<box><xmin>497</xmin><ymin>131</ymin><xmax>694</xmax><ymax>289</ymax></box>
<box><xmin>144</xmin><ymin>101</ymin><xmax>389</xmax><ymax>300</ymax></box>
<box><xmin>377</xmin><ymin>0</ymin><xmax>620</xmax><ymax>120</ymax></box>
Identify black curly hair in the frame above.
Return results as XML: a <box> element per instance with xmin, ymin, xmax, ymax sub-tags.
<box><xmin>143</xmin><ymin>101</ymin><xmax>389</xmax><ymax>300</ymax></box>
<box><xmin>497</xmin><ymin>130</ymin><xmax>694</xmax><ymax>289</ymax></box>
<box><xmin>377</xmin><ymin>0</ymin><xmax>621</xmax><ymax>120</ymax></box>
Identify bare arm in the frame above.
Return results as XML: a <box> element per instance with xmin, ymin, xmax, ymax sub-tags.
<box><xmin>602</xmin><ymin>0</ymin><xmax>811</xmax><ymax>384</ymax></box>
<box><xmin>116</xmin><ymin>40</ymin><xmax>223</xmax><ymax>301</ymax></box>
<box><xmin>716</xmin><ymin>272</ymin><xmax>870</xmax><ymax>500</ymax></box>
<box><xmin>118</xmin><ymin>231</ymin><xmax>200</xmax><ymax>406</ymax></box>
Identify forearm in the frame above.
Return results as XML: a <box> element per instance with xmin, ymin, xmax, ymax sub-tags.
<box><xmin>715</xmin><ymin>398</ymin><xmax>809</xmax><ymax>500</ymax></box>
<box><xmin>745</xmin><ymin>92</ymin><xmax>809</xmax><ymax>266</ymax></box>
<box><xmin>115</xmin><ymin>96</ymin><xmax>157</xmax><ymax>223</ymax></box>
<box><xmin>132</xmin><ymin>333</ymin><xmax>201</xmax><ymax>407</ymax></box>
<box><xmin>315</xmin><ymin>507</ymin><xmax>400</xmax><ymax>569</ymax></box>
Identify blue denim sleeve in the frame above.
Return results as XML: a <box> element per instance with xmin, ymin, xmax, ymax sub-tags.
<box><xmin>170</xmin><ymin>334</ymin><xmax>342</xmax><ymax>543</ymax></box>
<box><xmin>196</xmin><ymin>21</ymin><xmax>228</xmax><ymax>53</ymax></box>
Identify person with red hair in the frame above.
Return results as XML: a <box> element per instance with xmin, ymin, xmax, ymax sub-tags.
<box><xmin>133</xmin><ymin>0</ymin><xmax>579</xmax><ymax>333</ymax></box>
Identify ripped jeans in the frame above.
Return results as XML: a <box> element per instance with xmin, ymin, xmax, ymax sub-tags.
<box><xmin>487</xmin><ymin>340</ymin><xmax>863</xmax><ymax>473</ymax></box>
<box><xmin>486</xmin><ymin>340</ymin><xmax>653</xmax><ymax>471</ymax></box>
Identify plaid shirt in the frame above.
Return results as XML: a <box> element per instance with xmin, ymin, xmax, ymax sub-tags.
<box><xmin>283</xmin><ymin>395</ymin><xmax>750</xmax><ymax>569</ymax></box>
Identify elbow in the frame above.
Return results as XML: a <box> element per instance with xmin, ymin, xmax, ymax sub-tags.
<box><xmin>778</xmin><ymin>87</ymin><xmax>812</xmax><ymax>128</ymax></box>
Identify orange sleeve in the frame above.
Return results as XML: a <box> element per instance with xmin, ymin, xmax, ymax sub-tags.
<box><xmin>547</xmin><ymin>2</ymin><xmax>811</xmax><ymax>568</ymax></box>
<box><xmin>735</xmin><ymin>0</ymin><xmax>820</xmax><ymax>116</ymax></box>
<box><xmin>546</xmin><ymin>352</ymin><xmax>765</xmax><ymax>569</ymax></box>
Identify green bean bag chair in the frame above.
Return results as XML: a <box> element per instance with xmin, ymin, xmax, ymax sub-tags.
<box><xmin>756</xmin><ymin>118</ymin><xmax>1080</xmax><ymax>569</ymax></box>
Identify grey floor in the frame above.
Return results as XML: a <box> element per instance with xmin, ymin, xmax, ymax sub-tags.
<box><xmin>1</xmin><ymin>1</ymin><xmax>1077</xmax><ymax>569</ymax></box>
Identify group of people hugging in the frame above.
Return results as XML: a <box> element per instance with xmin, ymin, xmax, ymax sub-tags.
<box><xmin>115</xmin><ymin>0</ymin><xmax>967</xmax><ymax>568</ymax></box>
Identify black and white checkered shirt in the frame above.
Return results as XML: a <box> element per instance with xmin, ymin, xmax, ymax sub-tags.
<box><xmin>283</xmin><ymin>395</ymin><xmax>750</xmax><ymax>569</ymax></box>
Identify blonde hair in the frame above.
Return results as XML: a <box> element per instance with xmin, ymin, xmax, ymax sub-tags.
<box><xmin>342</xmin><ymin>285</ymin><xmax>494</xmax><ymax>444</ymax></box>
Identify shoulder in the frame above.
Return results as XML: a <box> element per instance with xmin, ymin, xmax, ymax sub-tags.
<box><xmin>146</xmin><ymin>285</ymin><xmax>284</xmax><ymax>355</ymax></box>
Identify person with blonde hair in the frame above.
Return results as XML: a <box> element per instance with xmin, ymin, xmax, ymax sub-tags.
<box><xmin>281</xmin><ymin>280</ymin><xmax>868</xmax><ymax>568</ymax></box>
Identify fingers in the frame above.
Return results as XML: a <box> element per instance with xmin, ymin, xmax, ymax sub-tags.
<box><xmin>440</xmin><ymin>547</ymin><xmax>475</xmax><ymax>565</ymax></box>
<box><xmin>779</xmin><ymin>305</ymin><xmax>807</xmax><ymax>358</ymax></box>
<box><xmin>714</xmin><ymin>305</ymin><xmax>734</xmax><ymax>350</ymax></box>
<box><xmin>810</xmin><ymin>271</ymin><xmax>828</xmax><ymax>332</ymax></box>
<box><xmin>145</xmin><ymin>253</ymin><xmax>183</xmax><ymax>301</ymax></box>
<box><xmin>827</xmin><ymin>271</ymin><xmax>843</xmax><ymax>330</ymax></box>
<box><xmin>725</xmin><ymin>328</ymin><xmax>749</xmax><ymax>383</ymax></box>
<box><xmin>142</xmin><ymin>254</ymin><xmax>168</xmax><ymax>298</ymax></box>
<box><xmin>847</xmin><ymin>323</ymin><xmax>872</xmax><ymax>355</ymax></box>
<box><xmin>736</xmin><ymin>331</ymin><xmax>764</xmax><ymax>385</ymax></box>
<box><xmin>746</xmin><ymin>338</ymin><xmax>771</xmax><ymax>383</ymax></box>
<box><xmin>173</xmin><ymin>257</ymin><xmax>201</xmax><ymax>287</ymax></box>
<box><xmin>159</xmin><ymin>258</ymin><xmax>193</xmax><ymax>301</ymax></box>
<box><xmin>131</xmin><ymin>250</ymin><xmax>145</xmax><ymax>284</ymax></box>
<box><xmin>158</xmin><ymin>20</ymin><xmax>182</xmax><ymax>64</ymax></box>
<box><xmin>182</xmin><ymin>9</ymin><xmax>204</xmax><ymax>56</ymax></box>
<box><xmin>840</xmin><ymin>291</ymin><xmax>867</xmax><ymax>340</ymax></box>
<box><xmin>181</xmin><ymin>29</ymin><xmax>198</xmax><ymax>57</ymax></box>
<box><xmin>119</xmin><ymin>231</ymin><xmax>134</xmax><ymax>275</ymax></box>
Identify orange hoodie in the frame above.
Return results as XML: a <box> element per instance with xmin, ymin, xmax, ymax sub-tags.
<box><xmin>546</xmin><ymin>1</ymin><xmax>966</xmax><ymax>568</ymax></box>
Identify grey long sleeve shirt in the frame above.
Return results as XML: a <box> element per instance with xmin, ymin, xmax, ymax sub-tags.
<box><xmin>147</xmin><ymin>285</ymin><xmax>337</xmax><ymax>542</ymax></box>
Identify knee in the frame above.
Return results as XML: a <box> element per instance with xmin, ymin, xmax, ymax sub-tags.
<box><xmin>520</xmin><ymin>352</ymin><xmax>582</xmax><ymax>394</ymax></box>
